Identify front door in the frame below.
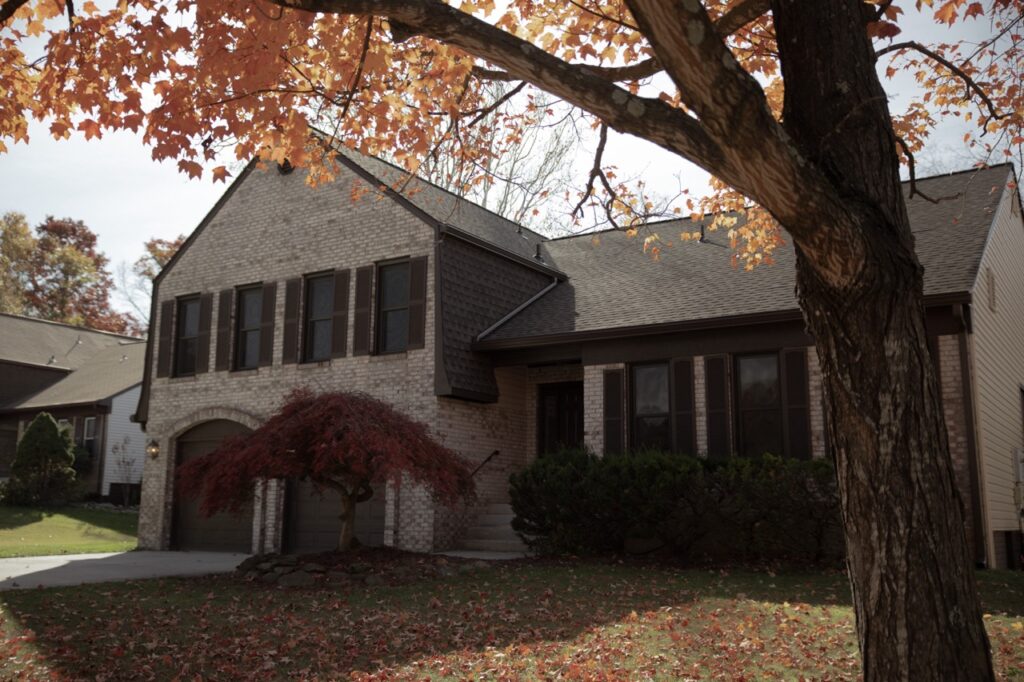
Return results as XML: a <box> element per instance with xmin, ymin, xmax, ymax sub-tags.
<box><xmin>537</xmin><ymin>381</ymin><xmax>584</xmax><ymax>455</ymax></box>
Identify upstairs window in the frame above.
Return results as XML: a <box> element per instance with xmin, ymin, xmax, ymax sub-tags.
<box><xmin>303</xmin><ymin>273</ymin><xmax>334</xmax><ymax>363</ymax></box>
<box><xmin>174</xmin><ymin>296</ymin><xmax>200</xmax><ymax>376</ymax></box>
<box><xmin>235</xmin><ymin>286</ymin><xmax>263</xmax><ymax>370</ymax></box>
<box><xmin>377</xmin><ymin>262</ymin><xmax>410</xmax><ymax>353</ymax></box>
<box><xmin>631</xmin><ymin>363</ymin><xmax>671</xmax><ymax>451</ymax></box>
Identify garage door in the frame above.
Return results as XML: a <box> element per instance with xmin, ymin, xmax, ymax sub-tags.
<box><xmin>285</xmin><ymin>479</ymin><xmax>386</xmax><ymax>553</ymax></box>
<box><xmin>173</xmin><ymin>420</ymin><xmax>254</xmax><ymax>552</ymax></box>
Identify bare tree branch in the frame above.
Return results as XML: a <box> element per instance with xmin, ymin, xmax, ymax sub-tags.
<box><xmin>714</xmin><ymin>0</ymin><xmax>771</xmax><ymax>37</ymax></box>
<box><xmin>876</xmin><ymin>40</ymin><xmax>1007</xmax><ymax>124</ymax></box>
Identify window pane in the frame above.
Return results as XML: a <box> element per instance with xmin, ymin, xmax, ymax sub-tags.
<box><xmin>738</xmin><ymin>354</ymin><xmax>780</xmax><ymax>408</ymax></box>
<box><xmin>309</xmin><ymin>320</ymin><xmax>331</xmax><ymax>361</ymax></box>
<box><xmin>240</xmin><ymin>288</ymin><xmax>262</xmax><ymax>328</ymax></box>
<box><xmin>633</xmin><ymin>364</ymin><xmax>669</xmax><ymax>416</ymax></box>
<box><xmin>739</xmin><ymin>410</ymin><xmax>784</xmax><ymax>457</ymax></box>
<box><xmin>240</xmin><ymin>330</ymin><xmax>260</xmax><ymax>369</ymax></box>
<box><xmin>381</xmin><ymin>309</ymin><xmax>409</xmax><ymax>352</ymax></box>
<box><xmin>84</xmin><ymin>418</ymin><xmax>96</xmax><ymax>439</ymax></box>
<box><xmin>179</xmin><ymin>299</ymin><xmax>199</xmax><ymax>338</ymax></box>
<box><xmin>308</xmin><ymin>276</ymin><xmax>333</xmax><ymax>320</ymax></box>
<box><xmin>634</xmin><ymin>415</ymin><xmax>671</xmax><ymax>451</ymax></box>
<box><xmin>177</xmin><ymin>338</ymin><xmax>197</xmax><ymax>375</ymax></box>
<box><xmin>380</xmin><ymin>264</ymin><xmax>410</xmax><ymax>309</ymax></box>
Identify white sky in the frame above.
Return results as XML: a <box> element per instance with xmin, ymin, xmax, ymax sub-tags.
<box><xmin>0</xmin><ymin>5</ymin><xmax>997</xmax><ymax>314</ymax></box>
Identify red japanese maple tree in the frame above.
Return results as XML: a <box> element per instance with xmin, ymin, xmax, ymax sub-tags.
<box><xmin>177</xmin><ymin>389</ymin><xmax>475</xmax><ymax>551</ymax></box>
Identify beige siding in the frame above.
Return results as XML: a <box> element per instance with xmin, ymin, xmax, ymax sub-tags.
<box><xmin>970</xmin><ymin>180</ymin><xmax>1024</xmax><ymax>566</ymax></box>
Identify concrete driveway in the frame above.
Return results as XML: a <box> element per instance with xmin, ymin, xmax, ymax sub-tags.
<box><xmin>0</xmin><ymin>551</ymin><xmax>248</xmax><ymax>590</ymax></box>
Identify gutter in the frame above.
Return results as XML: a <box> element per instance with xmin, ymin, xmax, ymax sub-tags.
<box><xmin>476</xmin><ymin>277</ymin><xmax>560</xmax><ymax>342</ymax></box>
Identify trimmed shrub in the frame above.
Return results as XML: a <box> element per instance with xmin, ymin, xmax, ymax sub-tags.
<box><xmin>3</xmin><ymin>412</ymin><xmax>77</xmax><ymax>506</ymax></box>
<box><xmin>509</xmin><ymin>449</ymin><xmax>843</xmax><ymax>566</ymax></box>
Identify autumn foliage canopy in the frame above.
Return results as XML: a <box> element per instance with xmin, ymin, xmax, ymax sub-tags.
<box><xmin>176</xmin><ymin>389</ymin><xmax>475</xmax><ymax>519</ymax></box>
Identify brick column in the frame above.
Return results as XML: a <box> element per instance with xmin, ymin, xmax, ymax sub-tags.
<box><xmin>807</xmin><ymin>350</ymin><xmax>827</xmax><ymax>459</ymax></box>
<box><xmin>693</xmin><ymin>356</ymin><xmax>707</xmax><ymax>457</ymax></box>
<box><xmin>937</xmin><ymin>334</ymin><xmax>979</xmax><ymax>557</ymax></box>
<box><xmin>583</xmin><ymin>363</ymin><xmax>625</xmax><ymax>456</ymax></box>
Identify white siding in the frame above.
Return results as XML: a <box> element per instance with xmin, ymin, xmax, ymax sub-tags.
<box><xmin>970</xmin><ymin>179</ymin><xmax>1024</xmax><ymax>566</ymax></box>
<box><xmin>102</xmin><ymin>385</ymin><xmax>145</xmax><ymax>496</ymax></box>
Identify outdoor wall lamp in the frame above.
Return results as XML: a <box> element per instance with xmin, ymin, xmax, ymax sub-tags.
<box><xmin>146</xmin><ymin>439</ymin><xmax>160</xmax><ymax>459</ymax></box>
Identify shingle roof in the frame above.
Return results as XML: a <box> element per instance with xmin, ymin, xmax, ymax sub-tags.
<box><xmin>0</xmin><ymin>314</ymin><xmax>140</xmax><ymax>370</ymax></box>
<box><xmin>10</xmin><ymin>341</ymin><xmax>145</xmax><ymax>410</ymax></box>
<box><xmin>481</xmin><ymin>164</ymin><xmax>1014</xmax><ymax>343</ymax></box>
<box><xmin>337</xmin><ymin>147</ymin><xmax>548</xmax><ymax>261</ymax></box>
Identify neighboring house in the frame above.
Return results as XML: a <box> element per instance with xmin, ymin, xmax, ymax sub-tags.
<box><xmin>134</xmin><ymin>150</ymin><xmax>1024</xmax><ymax>569</ymax></box>
<box><xmin>0</xmin><ymin>314</ymin><xmax>146</xmax><ymax>502</ymax></box>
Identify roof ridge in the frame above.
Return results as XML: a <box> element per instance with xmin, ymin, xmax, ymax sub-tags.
<box><xmin>0</xmin><ymin>312</ymin><xmax>142</xmax><ymax>341</ymax></box>
<box><xmin>309</xmin><ymin>126</ymin><xmax>549</xmax><ymax>242</ymax></box>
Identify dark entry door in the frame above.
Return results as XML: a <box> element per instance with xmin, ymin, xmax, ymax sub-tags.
<box><xmin>537</xmin><ymin>381</ymin><xmax>584</xmax><ymax>455</ymax></box>
<box><xmin>173</xmin><ymin>420</ymin><xmax>254</xmax><ymax>552</ymax></box>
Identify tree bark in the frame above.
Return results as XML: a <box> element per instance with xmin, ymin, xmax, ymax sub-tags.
<box><xmin>336</xmin><ymin>489</ymin><xmax>355</xmax><ymax>551</ymax></box>
<box><xmin>771</xmin><ymin>1</ymin><xmax>994</xmax><ymax>679</ymax></box>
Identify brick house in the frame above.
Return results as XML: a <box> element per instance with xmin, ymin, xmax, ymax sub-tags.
<box><xmin>0</xmin><ymin>314</ymin><xmax>146</xmax><ymax>502</ymax></box>
<box><xmin>133</xmin><ymin>151</ymin><xmax>1024</xmax><ymax>568</ymax></box>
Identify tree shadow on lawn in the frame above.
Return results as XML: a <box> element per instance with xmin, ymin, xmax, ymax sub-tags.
<box><xmin>0</xmin><ymin>507</ymin><xmax>44</xmax><ymax>530</ymax></box>
<box><xmin>1</xmin><ymin>559</ymin><xmax>1020</xmax><ymax>680</ymax></box>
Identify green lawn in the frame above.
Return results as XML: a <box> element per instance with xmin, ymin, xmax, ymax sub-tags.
<box><xmin>0</xmin><ymin>506</ymin><xmax>138</xmax><ymax>558</ymax></box>
<box><xmin>0</xmin><ymin>558</ymin><xmax>1021</xmax><ymax>680</ymax></box>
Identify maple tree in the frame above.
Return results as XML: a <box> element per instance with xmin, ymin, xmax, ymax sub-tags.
<box><xmin>2</xmin><ymin>0</ymin><xmax>1022</xmax><ymax>677</ymax></box>
<box><xmin>22</xmin><ymin>216</ymin><xmax>138</xmax><ymax>334</ymax></box>
<box><xmin>0</xmin><ymin>212</ymin><xmax>33</xmax><ymax>315</ymax></box>
<box><xmin>176</xmin><ymin>389</ymin><xmax>474</xmax><ymax>551</ymax></box>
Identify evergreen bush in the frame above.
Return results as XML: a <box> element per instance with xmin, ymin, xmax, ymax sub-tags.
<box><xmin>3</xmin><ymin>412</ymin><xmax>77</xmax><ymax>506</ymax></box>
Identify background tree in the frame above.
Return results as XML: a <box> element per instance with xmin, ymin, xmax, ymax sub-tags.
<box><xmin>116</xmin><ymin>235</ymin><xmax>185</xmax><ymax>326</ymax></box>
<box><xmin>3</xmin><ymin>0</ymin><xmax>1022</xmax><ymax>677</ymax></box>
<box><xmin>21</xmin><ymin>216</ymin><xmax>138</xmax><ymax>334</ymax></box>
<box><xmin>0</xmin><ymin>212</ymin><xmax>33</xmax><ymax>315</ymax></box>
<box><xmin>3</xmin><ymin>412</ymin><xmax>76</xmax><ymax>507</ymax></box>
<box><xmin>177</xmin><ymin>389</ymin><xmax>474</xmax><ymax>551</ymax></box>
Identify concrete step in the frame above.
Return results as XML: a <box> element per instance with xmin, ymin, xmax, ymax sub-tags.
<box><xmin>479</xmin><ymin>503</ymin><xmax>514</xmax><ymax>515</ymax></box>
<box><xmin>473</xmin><ymin>513</ymin><xmax>516</xmax><ymax>528</ymax></box>
<box><xmin>460</xmin><ymin>537</ymin><xmax>528</xmax><ymax>553</ymax></box>
<box><xmin>464</xmin><ymin>526</ymin><xmax>520</xmax><ymax>542</ymax></box>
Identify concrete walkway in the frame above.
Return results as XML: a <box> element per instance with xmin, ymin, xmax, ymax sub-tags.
<box><xmin>437</xmin><ymin>549</ymin><xmax>527</xmax><ymax>561</ymax></box>
<box><xmin>0</xmin><ymin>551</ymin><xmax>248</xmax><ymax>590</ymax></box>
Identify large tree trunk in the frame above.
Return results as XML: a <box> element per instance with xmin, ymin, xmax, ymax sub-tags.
<box><xmin>336</xmin><ymin>489</ymin><xmax>356</xmax><ymax>551</ymax></box>
<box><xmin>771</xmin><ymin>1</ymin><xmax>994</xmax><ymax>679</ymax></box>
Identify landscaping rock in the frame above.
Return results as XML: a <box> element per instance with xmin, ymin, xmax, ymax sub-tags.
<box><xmin>347</xmin><ymin>562</ymin><xmax>370</xmax><ymax>575</ymax></box>
<box><xmin>326</xmin><ymin>571</ymin><xmax>350</xmax><ymax>583</ymax></box>
<box><xmin>237</xmin><ymin>556</ymin><xmax>266</xmax><ymax>572</ymax></box>
<box><xmin>260</xmin><ymin>572</ymin><xmax>280</xmax><ymax>584</ymax></box>
<box><xmin>277</xmin><ymin>555</ymin><xmax>300</xmax><ymax>566</ymax></box>
<box><xmin>278</xmin><ymin>570</ymin><xmax>315</xmax><ymax>588</ymax></box>
<box><xmin>302</xmin><ymin>562</ymin><xmax>327</xmax><ymax>573</ymax></box>
<box><xmin>256</xmin><ymin>562</ymin><xmax>275</xmax><ymax>572</ymax></box>
<box><xmin>273</xmin><ymin>565</ymin><xmax>297</xmax><ymax>575</ymax></box>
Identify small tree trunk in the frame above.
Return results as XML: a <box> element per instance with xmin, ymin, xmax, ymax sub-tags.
<box><xmin>337</xmin><ymin>489</ymin><xmax>355</xmax><ymax>551</ymax></box>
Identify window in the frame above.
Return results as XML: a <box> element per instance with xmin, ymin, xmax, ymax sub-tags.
<box><xmin>377</xmin><ymin>262</ymin><xmax>410</xmax><ymax>353</ymax></box>
<box><xmin>174</xmin><ymin>296</ymin><xmax>200</xmax><ymax>376</ymax></box>
<box><xmin>235</xmin><ymin>286</ymin><xmax>262</xmax><ymax>370</ymax></box>
<box><xmin>82</xmin><ymin>416</ymin><xmax>96</xmax><ymax>456</ymax></box>
<box><xmin>735</xmin><ymin>353</ymin><xmax>784</xmax><ymax>457</ymax></box>
<box><xmin>303</xmin><ymin>274</ymin><xmax>334</xmax><ymax>362</ymax></box>
<box><xmin>631</xmin><ymin>363</ymin><xmax>671</xmax><ymax>451</ymax></box>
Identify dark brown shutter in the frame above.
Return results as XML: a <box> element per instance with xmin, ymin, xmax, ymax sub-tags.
<box><xmin>352</xmin><ymin>266</ymin><xmax>374</xmax><ymax>356</ymax></box>
<box><xmin>282</xmin><ymin>278</ymin><xmax>301</xmax><ymax>365</ymax></box>
<box><xmin>155</xmin><ymin>300</ymin><xmax>174</xmax><ymax>378</ymax></box>
<box><xmin>331</xmin><ymin>269</ymin><xmax>350</xmax><ymax>358</ymax></box>
<box><xmin>195</xmin><ymin>293</ymin><xmax>213</xmax><ymax>374</ymax></box>
<box><xmin>705</xmin><ymin>355</ymin><xmax>730</xmax><ymax>459</ymax></box>
<box><xmin>782</xmin><ymin>348</ymin><xmax>812</xmax><ymax>460</ymax></box>
<box><xmin>603</xmin><ymin>369</ymin><xmax>625</xmax><ymax>455</ymax></box>
<box><xmin>671</xmin><ymin>358</ymin><xmax>696</xmax><ymax>455</ymax></box>
<box><xmin>215</xmin><ymin>289</ymin><xmax>233</xmax><ymax>372</ymax></box>
<box><xmin>407</xmin><ymin>256</ymin><xmax>428</xmax><ymax>350</ymax></box>
<box><xmin>258</xmin><ymin>281</ymin><xmax>277</xmax><ymax>368</ymax></box>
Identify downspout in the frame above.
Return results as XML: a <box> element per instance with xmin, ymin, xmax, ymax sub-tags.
<box><xmin>956</xmin><ymin>303</ymin><xmax>988</xmax><ymax>567</ymax></box>
<box><xmin>475</xmin><ymin>277</ymin><xmax>560</xmax><ymax>342</ymax></box>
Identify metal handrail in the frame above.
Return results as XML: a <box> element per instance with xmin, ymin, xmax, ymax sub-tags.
<box><xmin>470</xmin><ymin>449</ymin><xmax>500</xmax><ymax>478</ymax></box>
